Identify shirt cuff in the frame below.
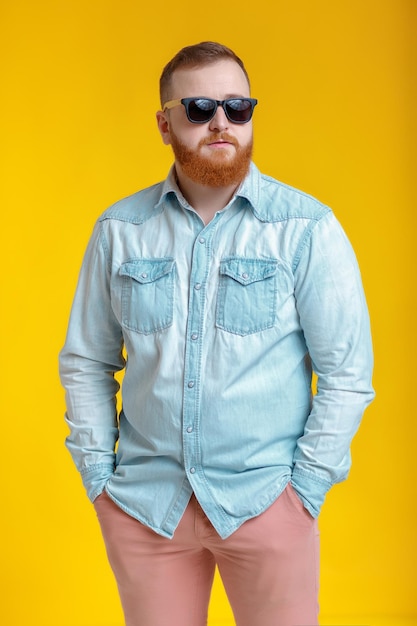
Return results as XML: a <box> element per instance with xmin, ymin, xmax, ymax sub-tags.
<box><xmin>80</xmin><ymin>464</ymin><xmax>115</xmax><ymax>502</ymax></box>
<box><xmin>290</xmin><ymin>468</ymin><xmax>332</xmax><ymax>518</ymax></box>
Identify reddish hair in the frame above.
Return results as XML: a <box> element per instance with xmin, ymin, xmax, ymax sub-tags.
<box><xmin>159</xmin><ymin>41</ymin><xmax>250</xmax><ymax>105</ymax></box>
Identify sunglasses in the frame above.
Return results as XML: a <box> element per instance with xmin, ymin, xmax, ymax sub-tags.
<box><xmin>163</xmin><ymin>97</ymin><xmax>258</xmax><ymax>124</ymax></box>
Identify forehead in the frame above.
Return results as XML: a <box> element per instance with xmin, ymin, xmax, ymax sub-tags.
<box><xmin>169</xmin><ymin>59</ymin><xmax>250</xmax><ymax>99</ymax></box>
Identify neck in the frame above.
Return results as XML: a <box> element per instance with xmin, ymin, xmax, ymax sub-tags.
<box><xmin>175</xmin><ymin>165</ymin><xmax>239</xmax><ymax>224</ymax></box>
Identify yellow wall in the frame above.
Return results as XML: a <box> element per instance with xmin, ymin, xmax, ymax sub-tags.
<box><xmin>1</xmin><ymin>1</ymin><xmax>415</xmax><ymax>624</ymax></box>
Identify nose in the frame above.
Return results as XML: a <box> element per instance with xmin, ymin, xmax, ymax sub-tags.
<box><xmin>208</xmin><ymin>104</ymin><xmax>229</xmax><ymax>131</ymax></box>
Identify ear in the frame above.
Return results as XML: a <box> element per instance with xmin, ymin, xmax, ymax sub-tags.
<box><xmin>156</xmin><ymin>110</ymin><xmax>172</xmax><ymax>145</ymax></box>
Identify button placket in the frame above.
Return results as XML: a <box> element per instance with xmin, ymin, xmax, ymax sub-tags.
<box><xmin>181</xmin><ymin>227</ymin><xmax>213</xmax><ymax>480</ymax></box>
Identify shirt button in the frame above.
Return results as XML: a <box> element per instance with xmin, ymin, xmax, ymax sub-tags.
<box><xmin>199</xmin><ymin>237</ymin><xmax>205</xmax><ymax>244</ymax></box>
<box><xmin>194</xmin><ymin>283</ymin><xmax>202</xmax><ymax>290</ymax></box>
<box><xmin>190</xmin><ymin>467</ymin><xmax>196</xmax><ymax>474</ymax></box>
<box><xmin>191</xmin><ymin>333</ymin><xmax>198</xmax><ymax>340</ymax></box>
<box><xmin>186</xmin><ymin>426</ymin><xmax>193</xmax><ymax>433</ymax></box>
<box><xmin>141</xmin><ymin>272</ymin><xmax>148</xmax><ymax>279</ymax></box>
<box><xmin>242</xmin><ymin>272</ymin><xmax>249</xmax><ymax>279</ymax></box>
<box><xmin>188</xmin><ymin>381</ymin><xmax>195</xmax><ymax>388</ymax></box>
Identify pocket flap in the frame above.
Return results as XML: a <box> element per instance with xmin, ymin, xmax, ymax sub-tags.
<box><xmin>119</xmin><ymin>258</ymin><xmax>175</xmax><ymax>284</ymax></box>
<box><xmin>219</xmin><ymin>258</ymin><xmax>278</xmax><ymax>285</ymax></box>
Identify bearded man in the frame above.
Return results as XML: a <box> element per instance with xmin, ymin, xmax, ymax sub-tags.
<box><xmin>59</xmin><ymin>41</ymin><xmax>374</xmax><ymax>626</ymax></box>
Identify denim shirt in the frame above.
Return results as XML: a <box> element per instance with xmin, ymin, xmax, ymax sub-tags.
<box><xmin>59</xmin><ymin>162</ymin><xmax>374</xmax><ymax>539</ymax></box>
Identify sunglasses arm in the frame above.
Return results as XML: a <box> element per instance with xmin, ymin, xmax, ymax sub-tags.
<box><xmin>162</xmin><ymin>99</ymin><xmax>183</xmax><ymax>111</ymax></box>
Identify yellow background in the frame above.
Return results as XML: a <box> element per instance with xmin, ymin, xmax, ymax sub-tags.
<box><xmin>1</xmin><ymin>0</ymin><xmax>415</xmax><ymax>624</ymax></box>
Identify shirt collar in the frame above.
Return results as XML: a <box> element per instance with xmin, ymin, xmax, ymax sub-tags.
<box><xmin>155</xmin><ymin>162</ymin><xmax>262</xmax><ymax>217</ymax></box>
<box><xmin>155</xmin><ymin>166</ymin><xmax>188</xmax><ymax>210</ymax></box>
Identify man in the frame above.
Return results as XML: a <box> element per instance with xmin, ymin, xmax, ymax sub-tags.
<box><xmin>59</xmin><ymin>42</ymin><xmax>374</xmax><ymax>626</ymax></box>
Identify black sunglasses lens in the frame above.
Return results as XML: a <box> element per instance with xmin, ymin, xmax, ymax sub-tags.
<box><xmin>225</xmin><ymin>99</ymin><xmax>253</xmax><ymax>123</ymax></box>
<box><xmin>184</xmin><ymin>98</ymin><xmax>255</xmax><ymax>123</ymax></box>
<box><xmin>187</xmin><ymin>99</ymin><xmax>216</xmax><ymax>122</ymax></box>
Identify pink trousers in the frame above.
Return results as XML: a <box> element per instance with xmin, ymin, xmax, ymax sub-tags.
<box><xmin>94</xmin><ymin>484</ymin><xmax>319</xmax><ymax>626</ymax></box>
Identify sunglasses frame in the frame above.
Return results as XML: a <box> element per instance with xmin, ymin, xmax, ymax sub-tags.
<box><xmin>163</xmin><ymin>97</ymin><xmax>258</xmax><ymax>124</ymax></box>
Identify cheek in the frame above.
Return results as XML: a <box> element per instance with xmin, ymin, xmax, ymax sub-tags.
<box><xmin>172</xmin><ymin>125</ymin><xmax>205</xmax><ymax>148</ymax></box>
<box><xmin>237</xmin><ymin>125</ymin><xmax>253</xmax><ymax>146</ymax></box>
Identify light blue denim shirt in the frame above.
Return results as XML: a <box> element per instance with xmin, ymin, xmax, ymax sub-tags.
<box><xmin>59</xmin><ymin>162</ymin><xmax>374</xmax><ymax>539</ymax></box>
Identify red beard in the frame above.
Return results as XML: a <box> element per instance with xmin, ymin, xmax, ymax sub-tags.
<box><xmin>170</xmin><ymin>130</ymin><xmax>253</xmax><ymax>188</ymax></box>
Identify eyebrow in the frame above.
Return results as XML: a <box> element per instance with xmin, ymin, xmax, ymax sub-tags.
<box><xmin>188</xmin><ymin>94</ymin><xmax>250</xmax><ymax>100</ymax></box>
<box><xmin>221</xmin><ymin>94</ymin><xmax>249</xmax><ymax>99</ymax></box>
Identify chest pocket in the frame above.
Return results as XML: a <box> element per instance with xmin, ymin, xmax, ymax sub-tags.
<box><xmin>216</xmin><ymin>257</ymin><xmax>279</xmax><ymax>336</ymax></box>
<box><xmin>119</xmin><ymin>258</ymin><xmax>175</xmax><ymax>334</ymax></box>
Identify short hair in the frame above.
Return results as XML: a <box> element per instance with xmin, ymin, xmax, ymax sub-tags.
<box><xmin>159</xmin><ymin>41</ymin><xmax>250</xmax><ymax>106</ymax></box>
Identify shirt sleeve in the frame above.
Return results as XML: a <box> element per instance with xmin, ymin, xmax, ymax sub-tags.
<box><xmin>290</xmin><ymin>210</ymin><xmax>375</xmax><ymax>517</ymax></box>
<box><xmin>59</xmin><ymin>221</ymin><xmax>125</xmax><ymax>501</ymax></box>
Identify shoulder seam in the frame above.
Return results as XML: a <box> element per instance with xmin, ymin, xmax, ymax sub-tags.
<box><xmin>292</xmin><ymin>210</ymin><xmax>332</xmax><ymax>272</ymax></box>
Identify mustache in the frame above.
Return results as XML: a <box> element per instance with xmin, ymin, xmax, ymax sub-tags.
<box><xmin>198</xmin><ymin>133</ymin><xmax>239</xmax><ymax>148</ymax></box>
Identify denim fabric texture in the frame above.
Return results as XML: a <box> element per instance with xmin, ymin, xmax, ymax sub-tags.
<box><xmin>59</xmin><ymin>163</ymin><xmax>374</xmax><ymax>539</ymax></box>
